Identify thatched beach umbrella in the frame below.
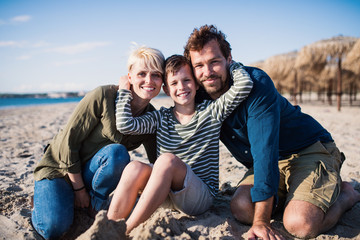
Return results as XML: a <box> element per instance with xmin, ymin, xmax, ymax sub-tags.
<box><xmin>250</xmin><ymin>60</ymin><xmax>286</xmax><ymax>93</ymax></box>
<box><xmin>343</xmin><ymin>39</ymin><xmax>360</xmax><ymax>103</ymax></box>
<box><xmin>319</xmin><ymin>63</ymin><xmax>337</xmax><ymax>105</ymax></box>
<box><xmin>295</xmin><ymin>36</ymin><xmax>358</xmax><ymax>111</ymax></box>
<box><xmin>249</xmin><ymin>60</ymin><xmax>265</xmax><ymax>70</ymax></box>
<box><xmin>262</xmin><ymin>51</ymin><xmax>298</xmax><ymax>101</ymax></box>
<box><xmin>344</xmin><ymin>38</ymin><xmax>360</xmax><ymax>74</ymax></box>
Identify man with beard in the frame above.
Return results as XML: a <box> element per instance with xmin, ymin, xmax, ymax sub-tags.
<box><xmin>184</xmin><ymin>24</ymin><xmax>360</xmax><ymax>239</ymax></box>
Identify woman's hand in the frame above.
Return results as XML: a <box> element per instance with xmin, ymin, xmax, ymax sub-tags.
<box><xmin>67</xmin><ymin>172</ymin><xmax>90</xmax><ymax>208</ymax></box>
<box><xmin>74</xmin><ymin>188</ymin><xmax>90</xmax><ymax>208</ymax></box>
<box><xmin>119</xmin><ymin>75</ymin><xmax>131</xmax><ymax>90</ymax></box>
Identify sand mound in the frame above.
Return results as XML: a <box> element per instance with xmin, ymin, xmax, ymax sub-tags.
<box><xmin>76</xmin><ymin>210</ymin><xmax>127</xmax><ymax>240</ymax></box>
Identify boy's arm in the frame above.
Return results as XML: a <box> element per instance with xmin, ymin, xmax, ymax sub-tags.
<box><xmin>211</xmin><ymin>62</ymin><xmax>253</xmax><ymax>121</ymax></box>
<box><xmin>115</xmin><ymin>89</ymin><xmax>159</xmax><ymax>135</ymax></box>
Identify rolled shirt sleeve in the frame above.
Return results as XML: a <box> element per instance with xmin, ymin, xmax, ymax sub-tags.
<box><xmin>247</xmin><ymin>96</ymin><xmax>280</xmax><ymax>202</ymax></box>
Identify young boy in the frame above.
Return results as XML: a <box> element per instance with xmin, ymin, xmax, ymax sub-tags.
<box><xmin>107</xmin><ymin>55</ymin><xmax>253</xmax><ymax>234</ymax></box>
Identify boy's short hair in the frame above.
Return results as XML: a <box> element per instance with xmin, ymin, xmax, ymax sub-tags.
<box><xmin>164</xmin><ymin>55</ymin><xmax>193</xmax><ymax>85</ymax></box>
<box><xmin>127</xmin><ymin>46</ymin><xmax>165</xmax><ymax>76</ymax></box>
<box><xmin>184</xmin><ymin>24</ymin><xmax>231</xmax><ymax>62</ymax></box>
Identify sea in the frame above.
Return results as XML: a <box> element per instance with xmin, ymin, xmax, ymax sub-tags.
<box><xmin>0</xmin><ymin>97</ymin><xmax>83</xmax><ymax>110</ymax></box>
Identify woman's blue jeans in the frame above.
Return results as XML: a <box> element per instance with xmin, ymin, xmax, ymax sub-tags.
<box><xmin>31</xmin><ymin>144</ymin><xmax>130</xmax><ymax>239</ymax></box>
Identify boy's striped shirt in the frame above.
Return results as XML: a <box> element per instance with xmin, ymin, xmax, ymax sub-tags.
<box><xmin>116</xmin><ymin>63</ymin><xmax>253</xmax><ymax>196</ymax></box>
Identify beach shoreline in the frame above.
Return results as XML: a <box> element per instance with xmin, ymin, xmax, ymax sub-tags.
<box><xmin>0</xmin><ymin>98</ymin><xmax>359</xmax><ymax>239</ymax></box>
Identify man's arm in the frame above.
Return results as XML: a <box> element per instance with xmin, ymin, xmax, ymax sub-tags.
<box><xmin>244</xmin><ymin>67</ymin><xmax>281</xmax><ymax>203</ymax></box>
<box><xmin>245</xmin><ymin>68</ymin><xmax>284</xmax><ymax>239</ymax></box>
<box><xmin>248</xmin><ymin>197</ymin><xmax>273</xmax><ymax>239</ymax></box>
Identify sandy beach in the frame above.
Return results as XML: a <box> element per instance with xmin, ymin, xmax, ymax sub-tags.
<box><xmin>0</xmin><ymin>96</ymin><xmax>359</xmax><ymax>240</ymax></box>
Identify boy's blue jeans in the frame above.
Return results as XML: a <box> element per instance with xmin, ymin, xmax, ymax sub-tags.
<box><xmin>31</xmin><ymin>144</ymin><xmax>130</xmax><ymax>239</ymax></box>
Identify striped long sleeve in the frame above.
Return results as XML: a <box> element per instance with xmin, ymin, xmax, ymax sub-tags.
<box><xmin>115</xmin><ymin>62</ymin><xmax>252</xmax><ymax>196</ymax></box>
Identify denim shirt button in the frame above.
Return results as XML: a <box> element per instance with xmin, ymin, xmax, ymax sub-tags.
<box><xmin>231</xmin><ymin>136</ymin><xmax>235</xmax><ymax>139</ymax></box>
<box><xmin>245</xmin><ymin>150</ymin><xmax>248</xmax><ymax>154</ymax></box>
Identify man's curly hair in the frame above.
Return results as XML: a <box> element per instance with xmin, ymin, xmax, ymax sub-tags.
<box><xmin>184</xmin><ymin>24</ymin><xmax>232</xmax><ymax>62</ymax></box>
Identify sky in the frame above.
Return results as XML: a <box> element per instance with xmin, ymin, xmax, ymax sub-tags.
<box><xmin>1</xmin><ymin>0</ymin><xmax>359</xmax><ymax>94</ymax></box>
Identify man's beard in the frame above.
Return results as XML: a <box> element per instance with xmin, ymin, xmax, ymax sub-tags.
<box><xmin>200</xmin><ymin>74</ymin><xmax>229</xmax><ymax>97</ymax></box>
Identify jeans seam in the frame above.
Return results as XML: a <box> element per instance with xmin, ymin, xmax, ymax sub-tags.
<box><xmin>91</xmin><ymin>154</ymin><xmax>109</xmax><ymax>192</ymax></box>
<box><xmin>32</xmin><ymin>185</ymin><xmax>45</xmax><ymax>235</ymax></box>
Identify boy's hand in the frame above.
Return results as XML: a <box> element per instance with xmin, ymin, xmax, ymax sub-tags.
<box><xmin>118</xmin><ymin>75</ymin><xmax>130</xmax><ymax>90</ymax></box>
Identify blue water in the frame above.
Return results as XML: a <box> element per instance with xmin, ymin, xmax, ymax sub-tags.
<box><xmin>0</xmin><ymin>97</ymin><xmax>83</xmax><ymax>109</ymax></box>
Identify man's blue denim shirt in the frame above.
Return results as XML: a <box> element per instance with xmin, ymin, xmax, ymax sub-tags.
<box><xmin>196</xmin><ymin>66</ymin><xmax>333</xmax><ymax>203</ymax></box>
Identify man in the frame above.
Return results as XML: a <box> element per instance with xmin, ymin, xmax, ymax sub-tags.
<box><xmin>184</xmin><ymin>24</ymin><xmax>360</xmax><ymax>239</ymax></box>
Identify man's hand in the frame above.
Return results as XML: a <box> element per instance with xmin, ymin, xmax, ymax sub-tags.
<box><xmin>247</xmin><ymin>197</ymin><xmax>286</xmax><ymax>240</ymax></box>
<box><xmin>247</xmin><ymin>221</ymin><xmax>285</xmax><ymax>240</ymax></box>
<box><xmin>118</xmin><ymin>75</ymin><xmax>130</xmax><ymax>90</ymax></box>
<box><xmin>74</xmin><ymin>188</ymin><xmax>90</xmax><ymax>208</ymax></box>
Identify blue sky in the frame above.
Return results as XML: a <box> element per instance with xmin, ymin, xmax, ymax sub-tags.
<box><xmin>1</xmin><ymin>0</ymin><xmax>359</xmax><ymax>93</ymax></box>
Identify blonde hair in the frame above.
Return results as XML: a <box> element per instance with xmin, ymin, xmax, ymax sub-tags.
<box><xmin>127</xmin><ymin>45</ymin><xmax>165</xmax><ymax>76</ymax></box>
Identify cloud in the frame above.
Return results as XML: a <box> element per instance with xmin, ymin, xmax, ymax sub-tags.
<box><xmin>15</xmin><ymin>82</ymin><xmax>87</xmax><ymax>93</ymax></box>
<box><xmin>48</xmin><ymin>41</ymin><xmax>111</xmax><ymax>55</ymax></box>
<box><xmin>0</xmin><ymin>15</ymin><xmax>32</xmax><ymax>25</ymax></box>
<box><xmin>16</xmin><ymin>55</ymin><xmax>31</xmax><ymax>60</ymax></box>
<box><xmin>0</xmin><ymin>41</ymin><xmax>26</xmax><ymax>47</ymax></box>
<box><xmin>38</xmin><ymin>82</ymin><xmax>87</xmax><ymax>92</ymax></box>
<box><xmin>10</xmin><ymin>15</ymin><xmax>32</xmax><ymax>23</ymax></box>
<box><xmin>17</xmin><ymin>84</ymin><xmax>35</xmax><ymax>92</ymax></box>
<box><xmin>0</xmin><ymin>40</ymin><xmax>50</xmax><ymax>49</ymax></box>
<box><xmin>32</xmin><ymin>41</ymin><xmax>50</xmax><ymax>48</ymax></box>
<box><xmin>53</xmin><ymin>58</ymin><xmax>95</xmax><ymax>66</ymax></box>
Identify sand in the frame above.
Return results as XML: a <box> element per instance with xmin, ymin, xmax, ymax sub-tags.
<box><xmin>0</xmin><ymin>97</ymin><xmax>359</xmax><ymax>240</ymax></box>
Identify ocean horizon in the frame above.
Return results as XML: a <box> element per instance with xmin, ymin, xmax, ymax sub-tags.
<box><xmin>0</xmin><ymin>94</ymin><xmax>170</xmax><ymax>110</ymax></box>
<box><xmin>0</xmin><ymin>97</ymin><xmax>83</xmax><ymax>110</ymax></box>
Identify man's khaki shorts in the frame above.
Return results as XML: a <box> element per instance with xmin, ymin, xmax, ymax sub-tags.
<box><xmin>238</xmin><ymin>141</ymin><xmax>343</xmax><ymax>213</ymax></box>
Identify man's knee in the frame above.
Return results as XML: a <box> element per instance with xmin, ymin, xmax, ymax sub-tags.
<box><xmin>230</xmin><ymin>185</ymin><xmax>254</xmax><ymax>225</ymax></box>
<box><xmin>283</xmin><ymin>201</ymin><xmax>323</xmax><ymax>238</ymax></box>
<box><xmin>283</xmin><ymin>215</ymin><xmax>320</xmax><ymax>239</ymax></box>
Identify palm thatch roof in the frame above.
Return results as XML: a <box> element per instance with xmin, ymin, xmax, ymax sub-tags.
<box><xmin>249</xmin><ymin>60</ymin><xmax>265</xmax><ymax>69</ymax></box>
<box><xmin>261</xmin><ymin>51</ymin><xmax>298</xmax><ymax>92</ymax></box>
<box><xmin>263</xmin><ymin>51</ymin><xmax>297</xmax><ymax>78</ymax></box>
<box><xmin>319</xmin><ymin>64</ymin><xmax>336</xmax><ymax>88</ymax></box>
<box><xmin>295</xmin><ymin>36</ymin><xmax>358</xmax><ymax>73</ymax></box>
<box><xmin>343</xmin><ymin>38</ymin><xmax>360</xmax><ymax>74</ymax></box>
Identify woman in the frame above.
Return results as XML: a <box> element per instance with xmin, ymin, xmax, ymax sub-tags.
<box><xmin>31</xmin><ymin>46</ymin><xmax>165</xmax><ymax>239</ymax></box>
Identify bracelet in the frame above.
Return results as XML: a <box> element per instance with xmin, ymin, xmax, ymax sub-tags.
<box><xmin>73</xmin><ymin>186</ymin><xmax>86</xmax><ymax>191</ymax></box>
